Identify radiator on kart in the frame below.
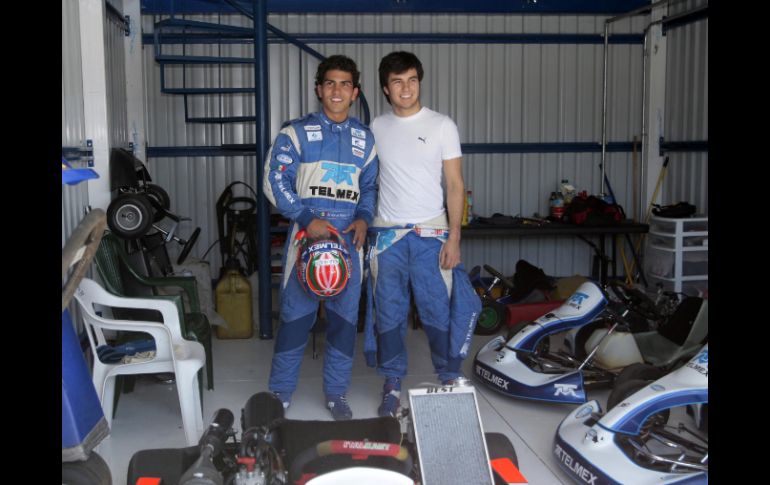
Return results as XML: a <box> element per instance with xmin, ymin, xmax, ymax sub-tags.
<box><xmin>408</xmin><ymin>385</ymin><xmax>496</xmax><ymax>485</ymax></box>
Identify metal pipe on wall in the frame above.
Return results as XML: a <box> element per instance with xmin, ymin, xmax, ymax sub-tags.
<box><xmin>601</xmin><ymin>0</ymin><xmax>676</xmax><ymax>198</ymax></box>
<box><xmin>639</xmin><ymin>26</ymin><xmax>648</xmax><ymax>223</ymax></box>
<box><xmin>600</xmin><ymin>22</ymin><xmax>609</xmax><ymax>195</ymax></box>
<box><xmin>254</xmin><ymin>0</ymin><xmax>273</xmax><ymax>339</ymax></box>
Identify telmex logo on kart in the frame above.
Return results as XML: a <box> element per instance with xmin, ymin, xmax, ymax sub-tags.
<box><xmin>554</xmin><ymin>444</ymin><xmax>598</xmax><ymax>485</ymax></box>
<box><xmin>568</xmin><ymin>292</ymin><xmax>589</xmax><ymax>310</ymax></box>
<box><xmin>342</xmin><ymin>441</ymin><xmax>392</xmax><ymax>451</ymax></box>
<box><xmin>686</xmin><ymin>348</ymin><xmax>708</xmax><ymax>376</ymax></box>
<box><xmin>475</xmin><ymin>364</ymin><xmax>510</xmax><ymax>390</ymax></box>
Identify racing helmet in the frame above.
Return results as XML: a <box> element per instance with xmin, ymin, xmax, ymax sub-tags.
<box><xmin>295</xmin><ymin>227</ymin><xmax>352</xmax><ymax>299</ymax></box>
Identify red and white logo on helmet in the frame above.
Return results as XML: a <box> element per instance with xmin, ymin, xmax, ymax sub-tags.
<box><xmin>295</xmin><ymin>227</ymin><xmax>351</xmax><ymax>299</ymax></box>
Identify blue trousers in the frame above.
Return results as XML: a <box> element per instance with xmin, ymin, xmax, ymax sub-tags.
<box><xmin>268</xmin><ymin>224</ymin><xmax>361</xmax><ymax>396</ymax></box>
<box><xmin>372</xmin><ymin>232</ymin><xmax>460</xmax><ymax>383</ymax></box>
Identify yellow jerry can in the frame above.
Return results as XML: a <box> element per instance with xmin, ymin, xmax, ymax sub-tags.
<box><xmin>215</xmin><ymin>268</ymin><xmax>253</xmax><ymax>339</ymax></box>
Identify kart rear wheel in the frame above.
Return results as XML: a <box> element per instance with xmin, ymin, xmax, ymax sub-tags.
<box><xmin>144</xmin><ymin>183</ymin><xmax>171</xmax><ymax>222</ymax></box>
<box><xmin>475</xmin><ymin>300</ymin><xmax>507</xmax><ymax>335</ymax></box>
<box><xmin>612</xmin><ymin>363</ymin><xmax>665</xmax><ymax>390</ymax></box>
<box><xmin>62</xmin><ymin>452</ymin><xmax>112</xmax><ymax>485</ymax></box>
<box><xmin>107</xmin><ymin>193</ymin><xmax>153</xmax><ymax>239</ymax></box>
<box><xmin>607</xmin><ymin>379</ymin><xmax>670</xmax><ymax>430</ymax></box>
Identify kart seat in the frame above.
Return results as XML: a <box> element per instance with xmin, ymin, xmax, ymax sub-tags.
<box><xmin>276</xmin><ymin>417</ymin><xmax>404</xmax><ymax>478</ymax></box>
<box><xmin>634</xmin><ymin>298</ymin><xmax>708</xmax><ymax>367</ymax></box>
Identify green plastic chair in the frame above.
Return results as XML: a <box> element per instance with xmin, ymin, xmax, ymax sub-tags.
<box><xmin>93</xmin><ymin>232</ymin><xmax>214</xmax><ymax>392</ymax></box>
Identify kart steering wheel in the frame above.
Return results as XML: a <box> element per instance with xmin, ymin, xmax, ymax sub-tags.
<box><xmin>608</xmin><ymin>280</ymin><xmax>662</xmax><ymax>321</ymax></box>
<box><xmin>176</xmin><ymin>227</ymin><xmax>201</xmax><ymax>265</ymax></box>
<box><xmin>289</xmin><ymin>440</ymin><xmax>413</xmax><ymax>484</ymax></box>
<box><xmin>483</xmin><ymin>264</ymin><xmax>515</xmax><ymax>290</ymax></box>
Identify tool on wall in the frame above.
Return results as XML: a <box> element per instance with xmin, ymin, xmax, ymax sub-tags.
<box><xmin>626</xmin><ymin>156</ymin><xmax>670</xmax><ymax>282</ymax></box>
<box><xmin>215</xmin><ymin>182</ymin><xmax>259</xmax><ymax>278</ymax></box>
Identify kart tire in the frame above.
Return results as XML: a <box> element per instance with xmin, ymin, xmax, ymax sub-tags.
<box><xmin>573</xmin><ymin>320</ymin><xmax>605</xmax><ymax>360</ymax></box>
<box><xmin>475</xmin><ymin>300</ymin><xmax>507</xmax><ymax>335</ymax></box>
<box><xmin>62</xmin><ymin>452</ymin><xmax>112</xmax><ymax>485</ymax></box>
<box><xmin>607</xmin><ymin>379</ymin><xmax>671</xmax><ymax>432</ymax></box>
<box><xmin>107</xmin><ymin>193</ymin><xmax>153</xmax><ymax>239</ymax></box>
<box><xmin>144</xmin><ymin>183</ymin><xmax>171</xmax><ymax>222</ymax></box>
<box><xmin>485</xmin><ymin>432</ymin><xmax>518</xmax><ymax>468</ymax></box>
<box><xmin>612</xmin><ymin>363</ymin><xmax>665</xmax><ymax>390</ymax></box>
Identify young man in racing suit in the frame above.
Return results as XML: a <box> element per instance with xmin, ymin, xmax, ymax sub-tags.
<box><xmin>263</xmin><ymin>55</ymin><xmax>378</xmax><ymax>420</ymax></box>
<box><xmin>364</xmin><ymin>51</ymin><xmax>479</xmax><ymax>417</ymax></box>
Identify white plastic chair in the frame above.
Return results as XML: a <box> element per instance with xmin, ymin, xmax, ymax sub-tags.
<box><xmin>73</xmin><ymin>278</ymin><xmax>205</xmax><ymax>446</ymax></box>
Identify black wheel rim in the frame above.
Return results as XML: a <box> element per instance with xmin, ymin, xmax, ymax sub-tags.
<box><xmin>113</xmin><ymin>203</ymin><xmax>145</xmax><ymax>231</ymax></box>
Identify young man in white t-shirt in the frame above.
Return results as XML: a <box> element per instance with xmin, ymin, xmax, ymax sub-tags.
<box><xmin>365</xmin><ymin>51</ymin><xmax>478</xmax><ymax>417</ymax></box>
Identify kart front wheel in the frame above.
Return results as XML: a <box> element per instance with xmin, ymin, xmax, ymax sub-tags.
<box><xmin>475</xmin><ymin>300</ymin><xmax>507</xmax><ymax>335</ymax></box>
<box><xmin>62</xmin><ymin>452</ymin><xmax>112</xmax><ymax>485</ymax></box>
<box><xmin>607</xmin><ymin>379</ymin><xmax>671</xmax><ymax>431</ymax></box>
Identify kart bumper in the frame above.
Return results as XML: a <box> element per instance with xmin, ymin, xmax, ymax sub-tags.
<box><xmin>554</xmin><ymin>401</ymin><xmax>707</xmax><ymax>485</ymax></box>
<box><xmin>473</xmin><ymin>336</ymin><xmax>587</xmax><ymax>404</ymax></box>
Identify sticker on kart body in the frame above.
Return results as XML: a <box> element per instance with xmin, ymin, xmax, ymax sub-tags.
<box><xmin>554</xmin><ymin>443</ymin><xmax>599</xmax><ymax>485</ymax></box>
<box><xmin>475</xmin><ymin>364</ymin><xmax>510</xmax><ymax>390</ymax></box>
<box><xmin>567</xmin><ymin>292</ymin><xmax>590</xmax><ymax>310</ymax></box>
<box><xmin>554</xmin><ymin>383</ymin><xmax>579</xmax><ymax>398</ymax></box>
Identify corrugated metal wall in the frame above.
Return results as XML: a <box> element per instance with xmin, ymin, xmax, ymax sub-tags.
<box><xmin>62</xmin><ymin>0</ymin><xmax>89</xmax><ymax>247</ymax></box>
<box><xmin>106</xmin><ymin>1</ymin><xmax>130</xmax><ymax>149</ymax></box>
<box><xmin>140</xmin><ymin>10</ymin><xmax>705</xmax><ymax>278</ymax></box>
<box><xmin>663</xmin><ymin>0</ymin><xmax>708</xmax><ymax>215</ymax></box>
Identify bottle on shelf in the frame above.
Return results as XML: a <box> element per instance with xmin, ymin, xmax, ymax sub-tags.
<box><xmin>549</xmin><ymin>191</ymin><xmax>565</xmax><ymax>221</ymax></box>
<box><xmin>462</xmin><ymin>190</ymin><xmax>473</xmax><ymax>226</ymax></box>
<box><xmin>560</xmin><ymin>179</ymin><xmax>576</xmax><ymax>205</ymax></box>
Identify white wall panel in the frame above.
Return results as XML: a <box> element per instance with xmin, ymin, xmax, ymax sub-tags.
<box><xmin>62</xmin><ymin>0</ymin><xmax>90</xmax><ymax>247</ymax></box>
<box><xmin>140</xmin><ymin>11</ymin><xmax>707</xmax><ymax>278</ymax></box>
<box><xmin>663</xmin><ymin>1</ymin><xmax>708</xmax><ymax>215</ymax></box>
<box><xmin>105</xmin><ymin>3</ymin><xmax>129</xmax><ymax>148</ymax></box>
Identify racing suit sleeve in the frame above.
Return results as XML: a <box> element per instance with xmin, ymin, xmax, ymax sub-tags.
<box><xmin>263</xmin><ymin>125</ymin><xmax>315</xmax><ymax>228</ymax></box>
<box><xmin>353</xmin><ymin>146</ymin><xmax>378</xmax><ymax>226</ymax></box>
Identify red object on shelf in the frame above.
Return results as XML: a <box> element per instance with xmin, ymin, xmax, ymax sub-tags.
<box><xmin>505</xmin><ymin>300</ymin><xmax>564</xmax><ymax>327</ymax></box>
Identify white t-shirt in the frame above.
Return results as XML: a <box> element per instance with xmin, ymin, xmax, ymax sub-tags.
<box><xmin>371</xmin><ymin>107</ymin><xmax>462</xmax><ymax>224</ymax></box>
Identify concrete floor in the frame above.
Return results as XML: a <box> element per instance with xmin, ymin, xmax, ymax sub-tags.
<box><xmin>95</xmin><ymin>325</ymin><xmax>618</xmax><ymax>485</ymax></box>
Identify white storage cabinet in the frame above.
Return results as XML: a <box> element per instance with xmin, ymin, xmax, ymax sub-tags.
<box><xmin>644</xmin><ymin>215</ymin><xmax>708</xmax><ymax>296</ymax></box>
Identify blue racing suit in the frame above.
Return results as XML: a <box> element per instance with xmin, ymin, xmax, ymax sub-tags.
<box><xmin>263</xmin><ymin>111</ymin><xmax>378</xmax><ymax>396</ymax></box>
<box><xmin>363</xmin><ymin>215</ymin><xmax>481</xmax><ymax>383</ymax></box>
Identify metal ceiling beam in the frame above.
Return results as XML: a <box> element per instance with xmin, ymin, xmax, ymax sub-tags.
<box><xmin>141</xmin><ymin>0</ymin><xmax>651</xmax><ymax>15</ymax></box>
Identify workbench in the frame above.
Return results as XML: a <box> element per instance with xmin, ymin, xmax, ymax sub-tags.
<box><xmin>461</xmin><ymin>220</ymin><xmax>649</xmax><ymax>285</ymax></box>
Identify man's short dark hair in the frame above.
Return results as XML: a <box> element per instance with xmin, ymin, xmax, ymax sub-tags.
<box><xmin>378</xmin><ymin>51</ymin><xmax>424</xmax><ymax>92</ymax></box>
<box><xmin>315</xmin><ymin>55</ymin><xmax>361</xmax><ymax>88</ymax></box>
